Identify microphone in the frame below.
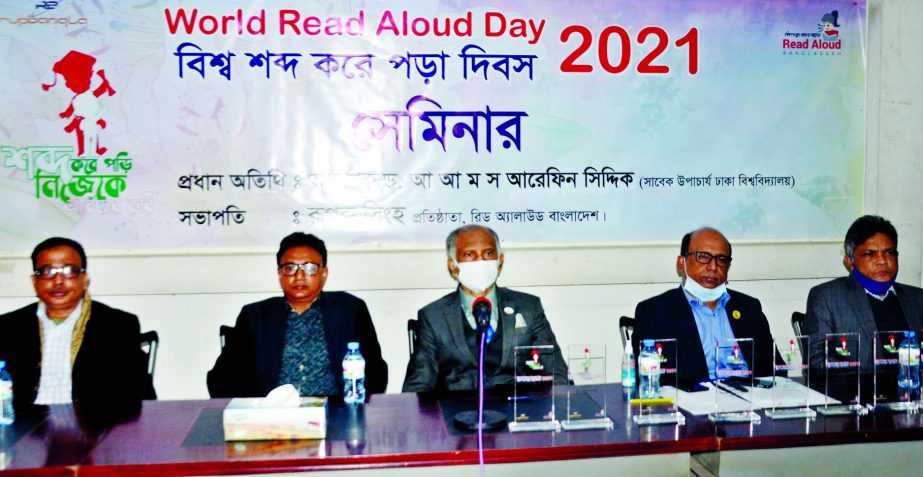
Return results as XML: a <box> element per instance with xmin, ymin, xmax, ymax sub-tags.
<box><xmin>472</xmin><ymin>297</ymin><xmax>492</xmax><ymax>335</ymax></box>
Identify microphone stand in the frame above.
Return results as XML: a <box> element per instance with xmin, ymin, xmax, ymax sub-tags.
<box><xmin>453</xmin><ymin>302</ymin><xmax>508</xmax><ymax>433</ymax></box>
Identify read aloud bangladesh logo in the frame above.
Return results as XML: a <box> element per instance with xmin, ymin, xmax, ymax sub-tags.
<box><xmin>782</xmin><ymin>9</ymin><xmax>844</xmax><ymax>56</ymax></box>
<box><xmin>1</xmin><ymin>50</ymin><xmax>133</xmax><ymax>203</ymax></box>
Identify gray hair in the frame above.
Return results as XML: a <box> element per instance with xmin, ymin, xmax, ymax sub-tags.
<box><xmin>445</xmin><ymin>225</ymin><xmax>503</xmax><ymax>259</ymax></box>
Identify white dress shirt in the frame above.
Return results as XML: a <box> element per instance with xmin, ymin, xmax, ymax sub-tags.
<box><xmin>34</xmin><ymin>299</ymin><xmax>84</xmax><ymax>405</ymax></box>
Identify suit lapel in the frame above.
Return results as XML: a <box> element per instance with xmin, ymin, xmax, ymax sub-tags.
<box><xmin>443</xmin><ymin>290</ymin><xmax>477</xmax><ymax>365</ymax></box>
<box><xmin>265</xmin><ymin>298</ymin><xmax>289</xmax><ymax>386</ymax></box>
<box><xmin>669</xmin><ymin>288</ymin><xmax>709</xmax><ymax>379</ymax></box>
<box><xmin>896</xmin><ymin>284</ymin><xmax>923</xmax><ymax>334</ymax></box>
<box><xmin>318</xmin><ymin>293</ymin><xmax>342</xmax><ymax>366</ymax></box>
<box><xmin>726</xmin><ymin>295</ymin><xmax>743</xmax><ymax>333</ymax></box>
<box><xmin>497</xmin><ymin>287</ymin><xmax>516</xmax><ymax>369</ymax></box>
<box><xmin>22</xmin><ymin>304</ymin><xmax>42</xmax><ymax>397</ymax></box>
<box><xmin>844</xmin><ymin>278</ymin><xmax>877</xmax><ymax>344</ymax></box>
<box><xmin>726</xmin><ymin>293</ymin><xmax>758</xmax><ymax>368</ymax></box>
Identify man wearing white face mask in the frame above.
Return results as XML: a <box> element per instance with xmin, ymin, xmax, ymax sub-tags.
<box><xmin>402</xmin><ymin>225</ymin><xmax>568</xmax><ymax>393</ymax></box>
<box><xmin>633</xmin><ymin>227</ymin><xmax>782</xmax><ymax>387</ymax></box>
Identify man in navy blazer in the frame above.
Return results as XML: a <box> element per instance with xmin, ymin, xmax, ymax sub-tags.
<box><xmin>804</xmin><ymin>215</ymin><xmax>923</xmax><ymax>375</ymax></box>
<box><xmin>633</xmin><ymin>227</ymin><xmax>781</xmax><ymax>387</ymax></box>
<box><xmin>207</xmin><ymin>233</ymin><xmax>387</xmax><ymax>398</ymax></box>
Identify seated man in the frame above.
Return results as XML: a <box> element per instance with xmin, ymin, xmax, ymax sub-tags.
<box><xmin>208</xmin><ymin>232</ymin><xmax>388</xmax><ymax>398</ymax></box>
<box><xmin>804</xmin><ymin>215</ymin><xmax>923</xmax><ymax>376</ymax></box>
<box><xmin>633</xmin><ymin>227</ymin><xmax>781</xmax><ymax>387</ymax></box>
<box><xmin>0</xmin><ymin>237</ymin><xmax>155</xmax><ymax>413</ymax></box>
<box><xmin>402</xmin><ymin>225</ymin><xmax>568</xmax><ymax>393</ymax></box>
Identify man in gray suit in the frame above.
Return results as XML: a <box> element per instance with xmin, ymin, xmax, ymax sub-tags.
<box><xmin>402</xmin><ymin>225</ymin><xmax>568</xmax><ymax>393</ymax></box>
<box><xmin>804</xmin><ymin>215</ymin><xmax>923</xmax><ymax>375</ymax></box>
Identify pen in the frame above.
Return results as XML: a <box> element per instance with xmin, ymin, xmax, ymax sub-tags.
<box><xmin>507</xmin><ymin>396</ymin><xmax>532</xmax><ymax>402</ymax></box>
<box><xmin>716</xmin><ymin>381</ymin><xmax>749</xmax><ymax>393</ymax></box>
<box><xmin>629</xmin><ymin>397</ymin><xmax>675</xmax><ymax>406</ymax></box>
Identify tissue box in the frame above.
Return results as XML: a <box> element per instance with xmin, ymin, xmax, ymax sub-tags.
<box><xmin>223</xmin><ymin>397</ymin><xmax>327</xmax><ymax>441</ymax></box>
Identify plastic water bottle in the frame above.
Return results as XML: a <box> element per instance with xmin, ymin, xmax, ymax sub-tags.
<box><xmin>0</xmin><ymin>361</ymin><xmax>13</xmax><ymax>425</ymax></box>
<box><xmin>342</xmin><ymin>342</ymin><xmax>366</xmax><ymax>404</ymax></box>
<box><xmin>898</xmin><ymin>331</ymin><xmax>920</xmax><ymax>399</ymax></box>
<box><xmin>638</xmin><ymin>339</ymin><xmax>661</xmax><ymax>399</ymax></box>
<box><xmin>621</xmin><ymin>340</ymin><xmax>636</xmax><ymax>391</ymax></box>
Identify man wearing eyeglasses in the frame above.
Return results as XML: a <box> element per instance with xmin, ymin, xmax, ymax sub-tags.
<box><xmin>633</xmin><ymin>227</ymin><xmax>781</xmax><ymax>387</ymax></box>
<box><xmin>207</xmin><ymin>232</ymin><xmax>387</xmax><ymax>398</ymax></box>
<box><xmin>804</xmin><ymin>215</ymin><xmax>923</xmax><ymax>375</ymax></box>
<box><xmin>0</xmin><ymin>237</ymin><xmax>155</xmax><ymax>414</ymax></box>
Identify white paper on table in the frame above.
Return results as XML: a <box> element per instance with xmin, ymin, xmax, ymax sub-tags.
<box><xmin>729</xmin><ymin>377</ymin><xmax>837</xmax><ymax>408</ymax></box>
<box><xmin>668</xmin><ymin>378</ymin><xmax>838</xmax><ymax>416</ymax></box>
<box><xmin>672</xmin><ymin>378</ymin><xmax>840</xmax><ymax>416</ymax></box>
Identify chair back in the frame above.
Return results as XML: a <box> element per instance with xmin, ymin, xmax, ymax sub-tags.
<box><xmin>219</xmin><ymin>325</ymin><xmax>234</xmax><ymax>349</ymax></box>
<box><xmin>791</xmin><ymin>311</ymin><xmax>806</xmax><ymax>355</ymax></box>
<box><xmin>619</xmin><ymin>316</ymin><xmax>635</xmax><ymax>350</ymax></box>
<box><xmin>407</xmin><ymin>319</ymin><xmax>420</xmax><ymax>357</ymax></box>
<box><xmin>139</xmin><ymin>330</ymin><xmax>159</xmax><ymax>378</ymax></box>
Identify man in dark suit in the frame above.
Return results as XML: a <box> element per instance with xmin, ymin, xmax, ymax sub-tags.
<box><xmin>633</xmin><ymin>227</ymin><xmax>781</xmax><ymax>387</ymax></box>
<box><xmin>804</xmin><ymin>215</ymin><xmax>923</xmax><ymax>375</ymax></box>
<box><xmin>0</xmin><ymin>237</ymin><xmax>155</xmax><ymax>414</ymax></box>
<box><xmin>402</xmin><ymin>225</ymin><xmax>568</xmax><ymax>393</ymax></box>
<box><xmin>207</xmin><ymin>232</ymin><xmax>387</xmax><ymax>398</ymax></box>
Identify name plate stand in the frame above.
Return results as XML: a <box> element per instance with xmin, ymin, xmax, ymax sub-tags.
<box><xmin>817</xmin><ymin>332</ymin><xmax>867</xmax><ymax>416</ymax></box>
<box><xmin>766</xmin><ymin>335</ymin><xmax>817</xmax><ymax>420</ymax></box>
<box><xmin>633</xmin><ymin>339</ymin><xmax>686</xmax><ymax>426</ymax></box>
<box><xmin>562</xmin><ymin>344</ymin><xmax>613</xmax><ymax>431</ymax></box>
<box><xmin>710</xmin><ymin>338</ymin><xmax>760</xmax><ymax>424</ymax></box>
<box><xmin>869</xmin><ymin>330</ymin><xmax>919</xmax><ymax>413</ymax></box>
<box><xmin>509</xmin><ymin>345</ymin><xmax>560</xmax><ymax>432</ymax></box>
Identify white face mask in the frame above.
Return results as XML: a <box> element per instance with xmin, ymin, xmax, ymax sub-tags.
<box><xmin>453</xmin><ymin>259</ymin><xmax>499</xmax><ymax>294</ymax></box>
<box><xmin>682</xmin><ymin>260</ymin><xmax>727</xmax><ymax>302</ymax></box>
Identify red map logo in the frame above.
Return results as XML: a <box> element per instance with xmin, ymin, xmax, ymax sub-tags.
<box><xmin>42</xmin><ymin>50</ymin><xmax>116</xmax><ymax>157</ymax></box>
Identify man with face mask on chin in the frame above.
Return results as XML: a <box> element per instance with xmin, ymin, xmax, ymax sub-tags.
<box><xmin>633</xmin><ymin>227</ymin><xmax>782</xmax><ymax>387</ymax></box>
<box><xmin>402</xmin><ymin>225</ymin><xmax>568</xmax><ymax>393</ymax></box>
<box><xmin>804</xmin><ymin>215</ymin><xmax>923</xmax><ymax>376</ymax></box>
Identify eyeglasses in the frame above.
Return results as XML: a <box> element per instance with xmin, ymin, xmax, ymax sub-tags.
<box><xmin>33</xmin><ymin>265</ymin><xmax>85</xmax><ymax>279</ymax></box>
<box><xmin>684</xmin><ymin>251</ymin><xmax>732</xmax><ymax>268</ymax></box>
<box><xmin>278</xmin><ymin>262</ymin><xmax>322</xmax><ymax>277</ymax></box>
<box><xmin>855</xmin><ymin>249</ymin><xmax>899</xmax><ymax>260</ymax></box>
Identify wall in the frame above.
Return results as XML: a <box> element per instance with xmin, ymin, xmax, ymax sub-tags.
<box><xmin>0</xmin><ymin>0</ymin><xmax>921</xmax><ymax>400</ymax></box>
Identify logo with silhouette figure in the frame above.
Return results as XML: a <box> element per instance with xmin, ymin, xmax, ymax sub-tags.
<box><xmin>525</xmin><ymin>348</ymin><xmax>544</xmax><ymax>371</ymax></box>
<box><xmin>42</xmin><ymin>50</ymin><xmax>116</xmax><ymax>157</ymax></box>
<box><xmin>0</xmin><ymin>50</ymin><xmax>133</xmax><ymax>204</ymax></box>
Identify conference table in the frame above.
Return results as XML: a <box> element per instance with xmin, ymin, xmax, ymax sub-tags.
<box><xmin>2</xmin><ymin>384</ymin><xmax>923</xmax><ymax>476</ymax></box>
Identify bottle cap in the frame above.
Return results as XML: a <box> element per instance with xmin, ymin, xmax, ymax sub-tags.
<box><xmin>347</xmin><ymin>342</ymin><xmax>359</xmax><ymax>351</ymax></box>
<box><xmin>642</xmin><ymin>339</ymin><xmax>655</xmax><ymax>347</ymax></box>
<box><xmin>907</xmin><ymin>331</ymin><xmax>916</xmax><ymax>339</ymax></box>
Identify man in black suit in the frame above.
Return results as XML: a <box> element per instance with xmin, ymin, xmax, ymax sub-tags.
<box><xmin>0</xmin><ymin>237</ymin><xmax>155</xmax><ymax>414</ymax></box>
<box><xmin>402</xmin><ymin>225</ymin><xmax>568</xmax><ymax>393</ymax></box>
<box><xmin>207</xmin><ymin>232</ymin><xmax>387</xmax><ymax>398</ymax></box>
<box><xmin>804</xmin><ymin>215</ymin><xmax>923</xmax><ymax>375</ymax></box>
<box><xmin>633</xmin><ymin>227</ymin><xmax>781</xmax><ymax>387</ymax></box>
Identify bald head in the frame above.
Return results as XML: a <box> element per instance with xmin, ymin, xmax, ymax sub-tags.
<box><xmin>680</xmin><ymin>227</ymin><xmax>731</xmax><ymax>257</ymax></box>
